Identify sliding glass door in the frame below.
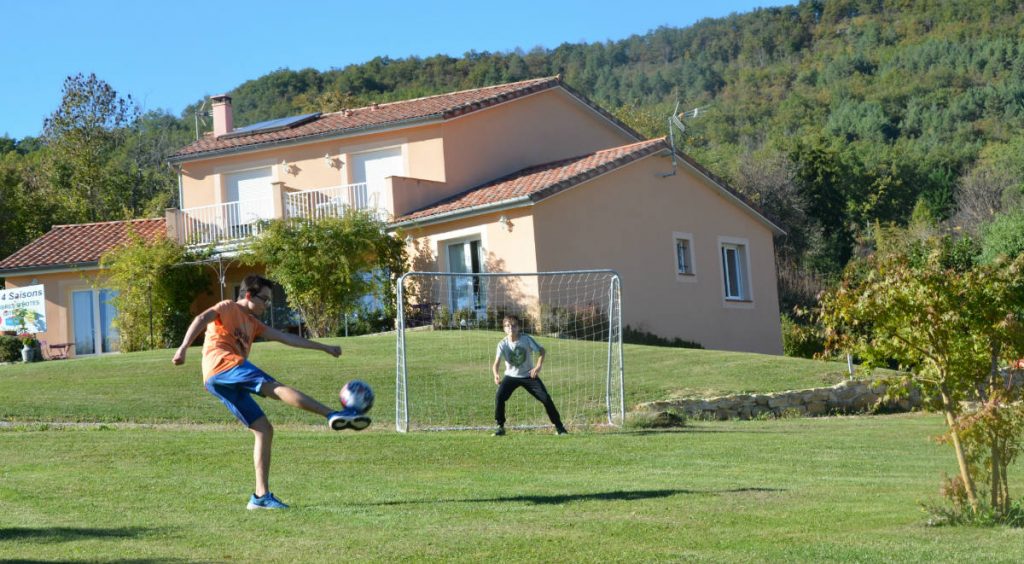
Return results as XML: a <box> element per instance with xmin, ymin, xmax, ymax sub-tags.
<box><xmin>72</xmin><ymin>289</ymin><xmax>120</xmax><ymax>355</ymax></box>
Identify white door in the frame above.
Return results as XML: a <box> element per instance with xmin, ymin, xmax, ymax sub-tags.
<box><xmin>226</xmin><ymin>167</ymin><xmax>274</xmax><ymax>236</ymax></box>
<box><xmin>351</xmin><ymin>148</ymin><xmax>403</xmax><ymax>211</ymax></box>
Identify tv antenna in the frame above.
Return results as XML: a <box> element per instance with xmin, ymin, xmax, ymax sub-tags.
<box><xmin>194</xmin><ymin>99</ymin><xmax>210</xmax><ymax>141</ymax></box>
<box><xmin>661</xmin><ymin>101</ymin><xmax>710</xmax><ymax>177</ymax></box>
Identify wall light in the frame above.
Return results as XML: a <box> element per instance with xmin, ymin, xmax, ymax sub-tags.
<box><xmin>498</xmin><ymin>215</ymin><xmax>514</xmax><ymax>233</ymax></box>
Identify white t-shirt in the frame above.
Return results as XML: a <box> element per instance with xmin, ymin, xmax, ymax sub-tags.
<box><xmin>496</xmin><ymin>334</ymin><xmax>542</xmax><ymax>378</ymax></box>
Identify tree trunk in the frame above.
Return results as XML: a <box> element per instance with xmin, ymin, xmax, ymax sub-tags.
<box><xmin>991</xmin><ymin>434</ymin><xmax>1002</xmax><ymax>513</ymax></box>
<box><xmin>940</xmin><ymin>390</ymin><xmax>979</xmax><ymax>512</ymax></box>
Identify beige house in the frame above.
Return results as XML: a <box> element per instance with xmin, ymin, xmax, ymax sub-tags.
<box><xmin>0</xmin><ymin>76</ymin><xmax>784</xmax><ymax>355</ymax></box>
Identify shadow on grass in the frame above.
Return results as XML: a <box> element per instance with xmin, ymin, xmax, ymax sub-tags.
<box><xmin>1</xmin><ymin>561</ymin><xmax>191</xmax><ymax>564</ymax></box>
<box><xmin>619</xmin><ymin>427</ymin><xmax>796</xmax><ymax>436</ymax></box>
<box><xmin>363</xmin><ymin>487</ymin><xmax>782</xmax><ymax>506</ymax></box>
<box><xmin>0</xmin><ymin>526</ymin><xmax>171</xmax><ymax>545</ymax></box>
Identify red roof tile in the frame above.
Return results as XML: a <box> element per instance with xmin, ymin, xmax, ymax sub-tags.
<box><xmin>171</xmin><ymin>76</ymin><xmax>583</xmax><ymax>161</ymax></box>
<box><xmin>394</xmin><ymin>138</ymin><xmax>669</xmax><ymax>223</ymax></box>
<box><xmin>0</xmin><ymin>218</ymin><xmax>167</xmax><ymax>272</ymax></box>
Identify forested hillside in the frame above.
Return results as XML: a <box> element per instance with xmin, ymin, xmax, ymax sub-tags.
<box><xmin>3</xmin><ymin>0</ymin><xmax>1023</xmax><ymax>313</ymax></box>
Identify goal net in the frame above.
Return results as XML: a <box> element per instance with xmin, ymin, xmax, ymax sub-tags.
<box><xmin>395</xmin><ymin>270</ymin><xmax>624</xmax><ymax>432</ymax></box>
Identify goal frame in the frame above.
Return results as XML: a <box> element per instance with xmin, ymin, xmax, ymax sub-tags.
<box><xmin>395</xmin><ymin>270</ymin><xmax>625</xmax><ymax>432</ymax></box>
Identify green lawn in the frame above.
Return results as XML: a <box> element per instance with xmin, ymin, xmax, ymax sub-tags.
<box><xmin>2</xmin><ymin>336</ymin><xmax>1021</xmax><ymax>562</ymax></box>
<box><xmin>0</xmin><ymin>333</ymin><xmax>850</xmax><ymax>426</ymax></box>
<box><xmin>2</xmin><ymin>416</ymin><xmax>1022</xmax><ymax>562</ymax></box>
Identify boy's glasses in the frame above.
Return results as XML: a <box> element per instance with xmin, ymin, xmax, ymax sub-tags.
<box><xmin>252</xmin><ymin>294</ymin><xmax>272</xmax><ymax>306</ymax></box>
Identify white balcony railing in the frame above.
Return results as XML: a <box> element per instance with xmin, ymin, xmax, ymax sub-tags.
<box><xmin>285</xmin><ymin>183</ymin><xmax>370</xmax><ymax>220</ymax></box>
<box><xmin>177</xmin><ymin>198</ymin><xmax>275</xmax><ymax>246</ymax></box>
<box><xmin>173</xmin><ymin>183</ymin><xmax>385</xmax><ymax>247</ymax></box>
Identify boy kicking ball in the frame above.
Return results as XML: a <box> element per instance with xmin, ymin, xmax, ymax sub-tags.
<box><xmin>172</xmin><ymin>274</ymin><xmax>368</xmax><ymax>510</ymax></box>
<box><xmin>491</xmin><ymin>314</ymin><xmax>568</xmax><ymax>436</ymax></box>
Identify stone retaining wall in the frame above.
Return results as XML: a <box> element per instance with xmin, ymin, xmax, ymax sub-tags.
<box><xmin>637</xmin><ymin>380</ymin><xmax>924</xmax><ymax>420</ymax></box>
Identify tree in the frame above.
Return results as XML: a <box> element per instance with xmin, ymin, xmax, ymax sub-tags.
<box><xmin>43</xmin><ymin>73</ymin><xmax>140</xmax><ymax>223</ymax></box>
<box><xmin>243</xmin><ymin>212</ymin><xmax>407</xmax><ymax>337</ymax></box>
<box><xmin>979</xmin><ymin>209</ymin><xmax>1024</xmax><ymax>265</ymax></box>
<box><xmin>100</xmin><ymin>233</ymin><xmax>209</xmax><ymax>351</ymax></box>
<box><xmin>0</xmin><ymin>150</ymin><xmax>54</xmax><ymax>259</ymax></box>
<box><xmin>820</xmin><ymin>230</ymin><xmax>1024</xmax><ymax>517</ymax></box>
<box><xmin>789</xmin><ymin>136</ymin><xmax>855</xmax><ymax>274</ymax></box>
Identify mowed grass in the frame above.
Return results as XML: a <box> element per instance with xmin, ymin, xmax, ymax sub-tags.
<box><xmin>0</xmin><ymin>332</ymin><xmax>851</xmax><ymax>426</ymax></box>
<box><xmin>2</xmin><ymin>416</ymin><xmax>1023</xmax><ymax>562</ymax></box>
<box><xmin>3</xmin><ymin>334</ymin><xmax>1021</xmax><ymax>562</ymax></box>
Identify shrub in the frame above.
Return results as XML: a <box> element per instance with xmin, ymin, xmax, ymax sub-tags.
<box><xmin>0</xmin><ymin>334</ymin><xmax>21</xmax><ymax>362</ymax></box>
<box><xmin>781</xmin><ymin>314</ymin><xmax>825</xmax><ymax>358</ymax></box>
<box><xmin>625</xmin><ymin>410</ymin><xmax>687</xmax><ymax>430</ymax></box>
<box><xmin>623</xmin><ymin>325</ymin><xmax>703</xmax><ymax>349</ymax></box>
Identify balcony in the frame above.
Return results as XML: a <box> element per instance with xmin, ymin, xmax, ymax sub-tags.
<box><xmin>166</xmin><ymin>182</ymin><xmax>385</xmax><ymax>248</ymax></box>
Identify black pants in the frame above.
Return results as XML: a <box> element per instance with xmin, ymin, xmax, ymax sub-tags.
<box><xmin>495</xmin><ymin>376</ymin><xmax>564</xmax><ymax>428</ymax></box>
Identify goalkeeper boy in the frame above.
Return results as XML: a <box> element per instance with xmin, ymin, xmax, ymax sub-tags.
<box><xmin>491</xmin><ymin>314</ymin><xmax>567</xmax><ymax>435</ymax></box>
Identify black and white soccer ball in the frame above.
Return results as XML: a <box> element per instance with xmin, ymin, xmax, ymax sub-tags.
<box><xmin>339</xmin><ymin>379</ymin><xmax>374</xmax><ymax>414</ymax></box>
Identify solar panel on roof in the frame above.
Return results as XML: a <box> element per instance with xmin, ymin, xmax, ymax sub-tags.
<box><xmin>222</xmin><ymin>112</ymin><xmax>321</xmax><ymax>138</ymax></box>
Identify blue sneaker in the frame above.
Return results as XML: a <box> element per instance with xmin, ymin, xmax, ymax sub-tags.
<box><xmin>246</xmin><ymin>492</ymin><xmax>288</xmax><ymax>510</ymax></box>
<box><xmin>328</xmin><ymin>409</ymin><xmax>371</xmax><ymax>431</ymax></box>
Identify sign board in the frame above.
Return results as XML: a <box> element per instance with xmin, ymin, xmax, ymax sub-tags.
<box><xmin>0</xmin><ymin>284</ymin><xmax>47</xmax><ymax>333</ymax></box>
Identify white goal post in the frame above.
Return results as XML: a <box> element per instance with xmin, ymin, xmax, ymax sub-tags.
<box><xmin>395</xmin><ymin>270</ymin><xmax>625</xmax><ymax>432</ymax></box>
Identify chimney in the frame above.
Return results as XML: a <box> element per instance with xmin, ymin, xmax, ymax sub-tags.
<box><xmin>211</xmin><ymin>94</ymin><xmax>234</xmax><ymax>137</ymax></box>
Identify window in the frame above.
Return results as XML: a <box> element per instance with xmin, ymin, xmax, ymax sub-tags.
<box><xmin>675</xmin><ymin>237</ymin><xmax>693</xmax><ymax>275</ymax></box>
<box><xmin>720</xmin><ymin>242</ymin><xmax>749</xmax><ymax>301</ymax></box>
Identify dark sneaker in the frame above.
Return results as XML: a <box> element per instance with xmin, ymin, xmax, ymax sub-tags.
<box><xmin>247</xmin><ymin>492</ymin><xmax>289</xmax><ymax>510</ymax></box>
<box><xmin>492</xmin><ymin>426</ymin><xmax>506</xmax><ymax>436</ymax></box>
<box><xmin>328</xmin><ymin>409</ymin><xmax>371</xmax><ymax>431</ymax></box>
<box><xmin>556</xmin><ymin>427</ymin><xmax>569</xmax><ymax>435</ymax></box>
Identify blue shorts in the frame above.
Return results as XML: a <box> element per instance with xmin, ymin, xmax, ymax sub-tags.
<box><xmin>205</xmin><ymin>361</ymin><xmax>278</xmax><ymax>427</ymax></box>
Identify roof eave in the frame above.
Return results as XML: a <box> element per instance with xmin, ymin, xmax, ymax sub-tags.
<box><xmin>167</xmin><ymin>114</ymin><xmax>444</xmax><ymax>164</ymax></box>
<box><xmin>672</xmin><ymin>151</ymin><xmax>787</xmax><ymax>236</ymax></box>
<box><xmin>554</xmin><ymin>82</ymin><xmax>645</xmax><ymax>142</ymax></box>
<box><xmin>390</xmin><ymin>196</ymin><xmax>534</xmax><ymax>231</ymax></box>
<box><xmin>0</xmin><ymin>261</ymin><xmax>101</xmax><ymax>277</ymax></box>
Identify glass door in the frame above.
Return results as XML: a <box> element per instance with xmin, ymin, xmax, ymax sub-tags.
<box><xmin>72</xmin><ymin>289</ymin><xmax>120</xmax><ymax>355</ymax></box>
<box><xmin>72</xmin><ymin>290</ymin><xmax>96</xmax><ymax>355</ymax></box>
<box><xmin>447</xmin><ymin>240</ymin><xmax>484</xmax><ymax>312</ymax></box>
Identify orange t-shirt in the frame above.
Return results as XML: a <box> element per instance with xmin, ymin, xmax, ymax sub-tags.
<box><xmin>201</xmin><ymin>300</ymin><xmax>267</xmax><ymax>380</ymax></box>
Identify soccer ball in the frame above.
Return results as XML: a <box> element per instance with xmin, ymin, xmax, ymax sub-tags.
<box><xmin>339</xmin><ymin>379</ymin><xmax>374</xmax><ymax>414</ymax></box>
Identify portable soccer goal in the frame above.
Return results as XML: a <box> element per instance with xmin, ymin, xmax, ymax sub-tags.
<box><xmin>395</xmin><ymin>270</ymin><xmax>625</xmax><ymax>432</ymax></box>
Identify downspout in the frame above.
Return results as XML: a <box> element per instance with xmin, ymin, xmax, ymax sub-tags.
<box><xmin>169</xmin><ymin>161</ymin><xmax>184</xmax><ymax>210</ymax></box>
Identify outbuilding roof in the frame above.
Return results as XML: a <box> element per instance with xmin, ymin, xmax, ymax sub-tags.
<box><xmin>0</xmin><ymin>218</ymin><xmax>166</xmax><ymax>274</ymax></box>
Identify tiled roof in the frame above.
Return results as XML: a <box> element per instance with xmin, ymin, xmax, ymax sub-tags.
<box><xmin>171</xmin><ymin>76</ymin><xmax>598</xmax><ymax>161</ymax></box>
<box><xmin>394</xmin><ymin>138</ymin><xmax>670</xmax><ymax>223</ymax></box>
<box><xmin>0</xmin><ymin>218</ymin><xmax>166</xmax><ymax>272</ymax></box>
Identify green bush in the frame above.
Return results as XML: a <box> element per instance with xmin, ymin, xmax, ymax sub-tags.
<box><xmin>623</xmin><ymin>325</ymin><xmax>703</xmax><ymax>349</ymax></box>
<box><xmin>539</xmin><ymin>304</ymin><xmax>610</xmax><ymax>341</ymax></box>
<box><xmin>781</xmin><ymin>314</ymin><xmax>825</xmax><ymax>358</ymax></box>
<box><xmin>0</xmin><ymin>334</ymin><xmax>22</xmax><ymax>362</ymax></box>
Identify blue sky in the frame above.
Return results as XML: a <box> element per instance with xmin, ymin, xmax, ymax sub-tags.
<box><xmin>1</xmin><ymin>0</ymin><xmax>793</xmax><ymax>140</ymax></box>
